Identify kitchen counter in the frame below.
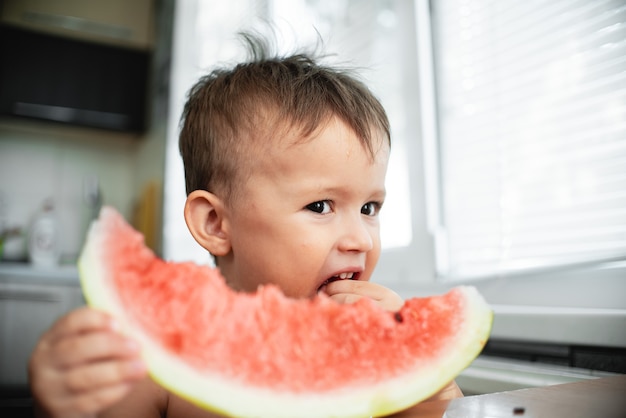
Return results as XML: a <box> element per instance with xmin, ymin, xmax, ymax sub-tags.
<box><xmin>391</xmin><ymin>374</ymin><xmax>626</xmax><ymax>418</ymax></box>
<box><xmin>0</xmin><ymin>262</ymin><xmax>79</xmax><ymax>285</ymax></box>
<box><xmin>0</xmin><ymin>262</ymin><xmax>83</xmax><ymax>386</ymax></box>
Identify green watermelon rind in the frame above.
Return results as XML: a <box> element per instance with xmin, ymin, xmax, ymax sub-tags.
<box><xmin>78</xmin><ymin>209</ymin><xmax>493</xmax><ymax>418</ymax></box>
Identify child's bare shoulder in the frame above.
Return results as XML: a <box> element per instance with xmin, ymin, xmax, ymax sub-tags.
<box><xmin>166</xmin><ymin>391</ymin><xmax>224</xmax><ymax>418</ymax></box>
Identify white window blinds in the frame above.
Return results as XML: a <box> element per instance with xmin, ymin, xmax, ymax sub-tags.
<box><xmin>431</xmin><ymin>0</ymin><xmax>626</xmax><ymax>279</ymax></box>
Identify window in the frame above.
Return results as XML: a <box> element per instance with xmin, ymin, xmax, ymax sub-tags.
<box><xmin>421</xmin><ymin>0</ymin><xmax>626</xmax><ymax>349</ymax></box>
<box><xmin>430</xmin><ymin>0</ymin><xmax>626</xmax><ymax>280</ymax></box>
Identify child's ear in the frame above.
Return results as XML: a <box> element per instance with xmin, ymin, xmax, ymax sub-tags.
<box><xmin>184</xmin><ymin>190</ymin><xmax>231</xmax><ymax>256</ymax></box>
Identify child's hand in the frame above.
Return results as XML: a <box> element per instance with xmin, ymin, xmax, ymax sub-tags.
<box><xmin>28</xmin><ymin>307</ymin><xmax>147</xmax><ymax>418</ymax></box>
<box><xmin>321</xmin><ymin>280</ymin><xmax>404</xmax><ymax>311</ymax></box>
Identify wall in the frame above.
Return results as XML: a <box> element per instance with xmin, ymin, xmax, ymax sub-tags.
<box><xmin>0</xmin><ymin>0</ymin><xmax>173</xmax><ymax>263</ymax></box>
<box><xmin>0</xmin><ymin>118</ymin><xmax>158</xmax><ymax>263</ymax></box>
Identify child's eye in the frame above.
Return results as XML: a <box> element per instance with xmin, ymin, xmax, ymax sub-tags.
<box><xmin>361</xmin><ymin>202</ymin><xmax>382</xmax><ymax>216</ymax></box>
<box><xmin>306</xmin><ymin>200</ymin><xmax>332</xmax><ymax>214</ymax></box>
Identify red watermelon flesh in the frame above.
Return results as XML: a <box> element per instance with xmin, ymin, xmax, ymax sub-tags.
<box><xmin>78</xmin><ymin>206</ymin><xmax>492</xmax><ymax>418</ymax></box>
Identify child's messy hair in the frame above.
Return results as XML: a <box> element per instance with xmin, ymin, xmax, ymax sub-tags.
<box><xmin>179</xmin><ymin>31</ymin><xmax>390</xmax><ymax>202</ymax></box>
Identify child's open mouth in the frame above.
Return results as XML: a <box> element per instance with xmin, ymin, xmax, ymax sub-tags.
<box><xmin>318</xmin><ymin>272</ymin><xmax>359</xmax><ymax>292</ymax></box>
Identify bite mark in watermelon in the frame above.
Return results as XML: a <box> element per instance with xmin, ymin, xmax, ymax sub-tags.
<box><xmin>78</xmin><ymin>207</ymin><xmax>493</xmax><ymax>418</ymax></box>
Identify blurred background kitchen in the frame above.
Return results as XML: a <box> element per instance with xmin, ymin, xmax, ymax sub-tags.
<box><xmin>0</xmin><ymin>0</ymin><xmax>624</xmax><ymax>406</ymax></box>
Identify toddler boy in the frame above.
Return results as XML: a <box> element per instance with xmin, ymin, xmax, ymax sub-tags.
<box><xmin>29</xmin><ymin>34</ymin><xmax>461</xmax><ymax>418</ymax></box>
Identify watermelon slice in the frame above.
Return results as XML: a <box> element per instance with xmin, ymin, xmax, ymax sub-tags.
<box><xmin>78</xmin><ymin>206</ymin><xmax>492</xmax><ymax>418</ymax></box>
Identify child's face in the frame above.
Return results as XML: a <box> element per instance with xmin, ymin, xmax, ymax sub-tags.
<box><xmin>219</xmin><ymin>117</ymin><xmax>389</xmax><ymax>299</ymax></box>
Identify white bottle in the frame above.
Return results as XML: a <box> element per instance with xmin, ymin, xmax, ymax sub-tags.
<box><xmin>29</xmin><ymin>199</ymin><xmax>61</xmax><ymax>267</ymax></box>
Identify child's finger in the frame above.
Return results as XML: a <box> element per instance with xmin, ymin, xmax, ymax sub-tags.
<box><xmin>324</xmin><ymin>280</ymin><xmax>404</xmax><ymax>311</ymax></box>
<box><xmin>63</xmin><ymin>358</ymin><xmax>147</xmax><ymax>394</ymax></box>
<box><xmin>46</xmin><ymin>306</ymin><xmax>115</xmax><ymax>342</ymax></box>
<box><xmin>50</xmin><ymin>380</ymin><xmax>138</xmax><ymax>417</ymax></box>
<box><xmin>324</xmin><ymin>280</ymin><xmax>382</xmax><ymax>298</ymax></box>
<box><xmin>326</xmin><ymin>292</ymin><xmax>365</xmax><ymax>306</ymax></box>
<box><xmin>52</xmin><ymin>331</ymin><xmax>141</xmax><ymax>368</ymax></box>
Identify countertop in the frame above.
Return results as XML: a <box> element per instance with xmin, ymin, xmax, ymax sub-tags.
<box><xmin>0</xmin><ymin>262</ymin><xmax>79</xmax><ymax>285</ymax></box>
<box><xmin>391</xmin><ymin>374</ymin><xmax>626</xmax><ymax>418</ymax></box>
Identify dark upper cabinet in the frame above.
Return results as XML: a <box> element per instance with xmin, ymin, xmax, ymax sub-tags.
<box><xmin>0</xmin><ymin>24</ymin><xmax>150</xmax><ymax>133</ymax></box>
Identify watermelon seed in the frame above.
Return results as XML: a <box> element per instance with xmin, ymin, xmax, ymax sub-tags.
<box><xmin>394</xmin><ymin>312</ymin><xmax>403</xmax><ymax>323</ymax></box>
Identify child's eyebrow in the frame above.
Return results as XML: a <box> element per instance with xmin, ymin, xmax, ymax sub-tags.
<box><xmin>306</xmin><ymin>185</ymin><xmax>387</xmax><ymax>200</ymax></box>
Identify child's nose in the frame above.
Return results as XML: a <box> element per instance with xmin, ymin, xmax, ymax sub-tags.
<box><xmin>337</xmin><ymin>215</ymin><xmax>374</xmax><ymax>253</ymax></box>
